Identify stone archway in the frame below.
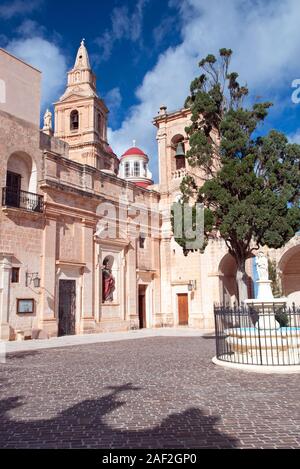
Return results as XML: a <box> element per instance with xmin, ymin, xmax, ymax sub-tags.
<box><xmin>218</xmin><ymin>254</ymin><xmax>254</xmax><ymax>306</ymax></box>
<box><xmin>218</xmin><ymin>254</ymin><xmax>238</xmax><ymax>307</ymax></box>
<box><xmin>279</xmin><ymin>245</ymin><xmax>300</xmax><ymax>306</ymax></box>
<box><xmin>7</xmin><ymin>151</ymin><xmax>37</xmax><ymax>193</ymax></box>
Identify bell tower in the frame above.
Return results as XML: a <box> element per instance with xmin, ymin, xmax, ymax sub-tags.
<box><xmin>54</xmin><ymin>40</ymin><xmax>118</xmax><ymax>173</ymax></box>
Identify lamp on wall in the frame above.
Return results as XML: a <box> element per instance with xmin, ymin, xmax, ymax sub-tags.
<box><xmin>26</xmin><ymin>272</ymin><xmax>41</xmax><ymax>288</ymax></box>
<box><xmin>188</xmin><ymin>280</ymin><xmax>197</xmax><ymax>292</ymax></box>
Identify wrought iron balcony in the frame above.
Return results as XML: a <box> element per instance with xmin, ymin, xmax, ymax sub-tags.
<box><xmin>2</xmin><ymin>187</ymin><xmax>44</xmax><ymax>213</ymax></box>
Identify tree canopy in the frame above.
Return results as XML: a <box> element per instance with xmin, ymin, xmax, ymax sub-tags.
<box><xmin>173</xmin><ymin>49</ymin><xmax>300</xmax><ymax>302</ymax></box>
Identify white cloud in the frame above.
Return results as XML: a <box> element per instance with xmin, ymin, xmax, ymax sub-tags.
<box><xmin>105</xmin><ymin>87</ymin><xmax>122</xmax><ymax>111</ymax></box>
<box><xmin>7</xmin><ymin>36</ymin><xmax>67</xmax><ymax>109</ymax></box>
<box><xmin>16</xmin><ymin>19</ymin><xmax>46</xmax><ymax>37</ymax></box>
<box><xmin>108</xmin><ymin>0</ymin><xmax>300</xmax><ymax>181</ymax></box>
<box><xmin>95</xmin><ymin>0</ymin><xmax>148</xmax><ymax>61</ymax></box>
<box><xmin>288</xmin><ymin>130</ymin><xmax>300</xmax><ymax>144</ymax></box>
<box><xmin>0</xmin><ymin>0</ymin><xmax>43</xmax><ymax>19</ymax></box>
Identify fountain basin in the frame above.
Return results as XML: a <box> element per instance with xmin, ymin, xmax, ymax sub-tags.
<box><xmin>224</xmin><ymin>327</ymin><xmax>300</xmax><ymax>365</ymax></box>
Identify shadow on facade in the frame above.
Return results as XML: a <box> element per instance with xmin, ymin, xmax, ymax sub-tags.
<box><xmin>0</xmin><ymin>382</ymin><xmax>238</xmax><ymax>449</ymax></box>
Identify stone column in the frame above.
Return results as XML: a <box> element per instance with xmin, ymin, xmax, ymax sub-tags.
<box><xmin>80</xmin><ymin>219</ymin><xmax>96</xmax><ymax>333</ymax></box>
<box><xmin>0</xmin><ymin>253</ymin><xmax>12</xmax><ymax>340</ymax></box>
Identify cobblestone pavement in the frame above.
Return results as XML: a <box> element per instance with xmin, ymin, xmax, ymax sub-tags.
<box><xmin>0</xmin><ymin>337</ymin><xmax>299</xmax><ymax>449</ymax></box>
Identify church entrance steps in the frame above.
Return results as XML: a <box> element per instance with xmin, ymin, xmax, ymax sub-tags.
<box><xmin>1</xmin><ymin>328</ymin><xmax>206</xmax><ymax>355</ymax></box>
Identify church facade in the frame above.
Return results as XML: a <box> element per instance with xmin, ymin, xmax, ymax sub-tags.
<box><xmin>0</xmin><ymin>42</ymin><xmax>299</xmax><ymax>341</ymax></box>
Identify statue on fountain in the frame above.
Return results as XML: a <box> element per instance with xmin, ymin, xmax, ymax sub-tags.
<box><xmin>256</xmin><ymin>252</ymin><xmax>269</xmax><ymax>281</ymax></box>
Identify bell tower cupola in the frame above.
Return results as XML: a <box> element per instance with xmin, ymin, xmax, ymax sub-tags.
<box><xmin>66</xmin><ymin>39</ymin><xmax>96</xmax><ymax>94</ymax></box>
<box><xmin>54</xmin><ymin>40</ymin><xmax>119</xmax><ymax>173</ymax></box>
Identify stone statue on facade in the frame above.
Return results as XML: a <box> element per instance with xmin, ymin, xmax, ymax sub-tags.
<box><xmin>102</xmin><ymin>256</ymin><xmax>115</xmax><ymax>303</ymax></box>
<box><xmin>256</xmin><ymin>252</ymin><xmax>269</xmax><ymax>281</ymax></box>
<box><xmin>43</xmin><ymin>108</ymin><xmax>53</xmax><ymax>132</ymax></box>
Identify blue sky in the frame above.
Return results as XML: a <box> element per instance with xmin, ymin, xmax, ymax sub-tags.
<box><xmin>1</xmin><ymin>0</ymin><xmax>300</xmax><ymax>182</ymax></box>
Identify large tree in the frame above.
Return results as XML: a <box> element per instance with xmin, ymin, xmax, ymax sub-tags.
<box><xmin>175</xmin><ymin>49</ymin><xmax>300</xmax><ymax>303</ymax></box>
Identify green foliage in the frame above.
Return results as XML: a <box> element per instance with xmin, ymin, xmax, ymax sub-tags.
<box><xmin>275</xmin><ymin>309</ymin><xmax>289</xmax><ymax>328</ymax></box>
<box><xmin>178</xmin><ymin>48</ymin><xmax>300</xmax><ymax>275</ymax></box>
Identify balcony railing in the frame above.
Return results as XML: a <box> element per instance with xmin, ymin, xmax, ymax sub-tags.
<box><xmin>172</xmin><ymin>168</ymin><xmax>187</xmax><ymax>179</ymax></box>
<box><xmin>2</xmin><ymin>187</ymin><xmax>44</xmax><ymax>213</ymax></box>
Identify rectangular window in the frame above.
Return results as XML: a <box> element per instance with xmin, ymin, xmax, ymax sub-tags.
<box><xmin>125</xmin><ymin>162</ymin><xmax>130</xmax><ymax>178</ymax></box>
<box><xmin>134</xmin><ymin>162</ymin><xmax>140</xmax><ymax>177</ymax></box>
<box><xmin>11</xmin><ymin>267</ymin><xmax>20</xmax><ymax>283</ymax></box>
<box><xmin>139</xmin><ymin>235</ymin><xmax>146</xmax><ymax>249</ymax></box>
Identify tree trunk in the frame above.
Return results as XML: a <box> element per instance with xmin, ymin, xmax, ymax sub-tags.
<box><xmin>236</xmin><ymin>259</ymin><xmax>249</xmax><ymax>305</ymax></box>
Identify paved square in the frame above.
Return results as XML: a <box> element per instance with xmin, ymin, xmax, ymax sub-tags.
<box><xmin>0</xmin><ymin>336</ymin><xmax>299</xmax><ymax>449</ymax></box>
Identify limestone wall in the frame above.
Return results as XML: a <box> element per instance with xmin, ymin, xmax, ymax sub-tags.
<box><xmin>0</xmin><ymin>49</ymin><xmax>41</xmax><ymax>126</ymax></box>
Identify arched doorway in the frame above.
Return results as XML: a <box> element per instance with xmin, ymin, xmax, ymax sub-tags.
<box><xmin>279</xmin><ymin>245</ymin><xmax>300</xmax><ymax>306</ymax></box>
<box><xmin>4</xmin><ymin>152</ymin><xmax>38</xmax><ymax>210</ymax></box>
<box><xmin>7</xmin><ymin>151</ymin><xmax>37</xmax><ymax>193</ymax></box>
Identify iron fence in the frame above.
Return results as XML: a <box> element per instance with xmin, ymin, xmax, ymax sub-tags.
<box><xmin>214</xmin><ymin>304</ymin><xmax>300</xmax><ymax>366</ymax></box>
<box><xmin>2</xmin><ymin>187</ymin><xmax>44</xmax><ymax>213</ymax></box>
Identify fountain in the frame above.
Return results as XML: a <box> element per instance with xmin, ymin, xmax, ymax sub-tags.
<box><xmin>222</xmin><ymin>253</ymin><xmax>300</xmax><ymax>367</ymax></box>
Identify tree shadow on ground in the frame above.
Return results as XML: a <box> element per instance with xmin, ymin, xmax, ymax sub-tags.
<box><xmin>6</xmin><ymin>350</ymin><xmax>42</xmax><ymax>361</ymax></box>
<box><xmin>0</xmin><ymin>383</ymin><xmax>239</xmax><ymax>449</ymax></box>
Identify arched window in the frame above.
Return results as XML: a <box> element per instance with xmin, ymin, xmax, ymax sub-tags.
<box><xmin>74</xmin><ymin>72</ymin><xmax>81</xmax><ymax>83</ymax></box>
<box><xmin>171</xmin><ymin>135</ymin><xmax>186</xmax><ymax>171</ymax></box>
<box><xmin>134</xmin><ymin>161</ymin><xmax>140</xmax><ymax>177</ymax></box>
<box><xmin>125</xmin><ymin>162</ymin><xmax>130</xmax><ymax>178</ymax></box>
<box><xmin>70</xmin><ymin>110</ymin><xmax>79</xmax><ymax>131</ymax></box>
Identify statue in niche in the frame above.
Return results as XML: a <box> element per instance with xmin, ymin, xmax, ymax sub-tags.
<box><xmin>256</xmin><ymin>251</ymin><xmax>269</xmax><ymax>281</ymax></box>
<box><xmin>102</xmin><ymin>256</ymin><xmax>115</xmax><ymax>303</ymax></box>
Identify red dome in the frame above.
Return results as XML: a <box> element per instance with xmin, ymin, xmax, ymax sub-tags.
<box><xmin>135</xmin><ymin>181</ymin><xmax>152</xmax><ymax>188</ymax></box>
<box><xmin>121</xmin><ymin>147</ymin><xmax>146</xmax><ymax>158</ymax></box>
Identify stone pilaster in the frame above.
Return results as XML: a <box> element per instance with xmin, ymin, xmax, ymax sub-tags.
<box><xmin>80</xmin><ymin>219</ymin><xmax>96</xmax><ymax>333</ymax></box>
<box><xmin>159</xmin><ymin>210</ymin><xmax>173</xmax><ymax>326</ymax></box>
<box><xmin>40</xmin><ymin>216</ymin><xmax>57</xmax><ymax>337</ymax></box>
<box><xmin>0</xmin><ymin>253</ymin><xmax>13</xmax><ymax>340</ymax></box>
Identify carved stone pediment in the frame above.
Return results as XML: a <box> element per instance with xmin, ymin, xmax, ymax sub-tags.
<box><xmin>59</xmin><ymin>92</ymin><xmax>86</xmax><ymax>103</ymax></box>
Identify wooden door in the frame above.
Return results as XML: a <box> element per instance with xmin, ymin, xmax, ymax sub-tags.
<box><xmin>6</xmin><ymin>171</ymin><xmax>21</xmax><ymax>207</ymax></box>
<box><xmin>178</xmin><ymin>293</ymin><xmax>189</xmax><ymax>326</ymax></box>
<box><xmin>58</xmin><ymin>280</ymin><xmax>76</xmax><ymax>336</ymax></box>
<box><xmin>138</xmin><ymin>285</ymin><xmax>147</xmax><ymax>329</ymax></box>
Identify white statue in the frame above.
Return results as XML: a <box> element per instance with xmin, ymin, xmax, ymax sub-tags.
<box><xmin>256</xmin><ymin>252</ymin><xmax>269</xmax><ymax>281</ymax></box>
<box><xmin>43</xmin><ymin>108</ymin><xmax>52</xmax><ymax>131</ymax></box>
